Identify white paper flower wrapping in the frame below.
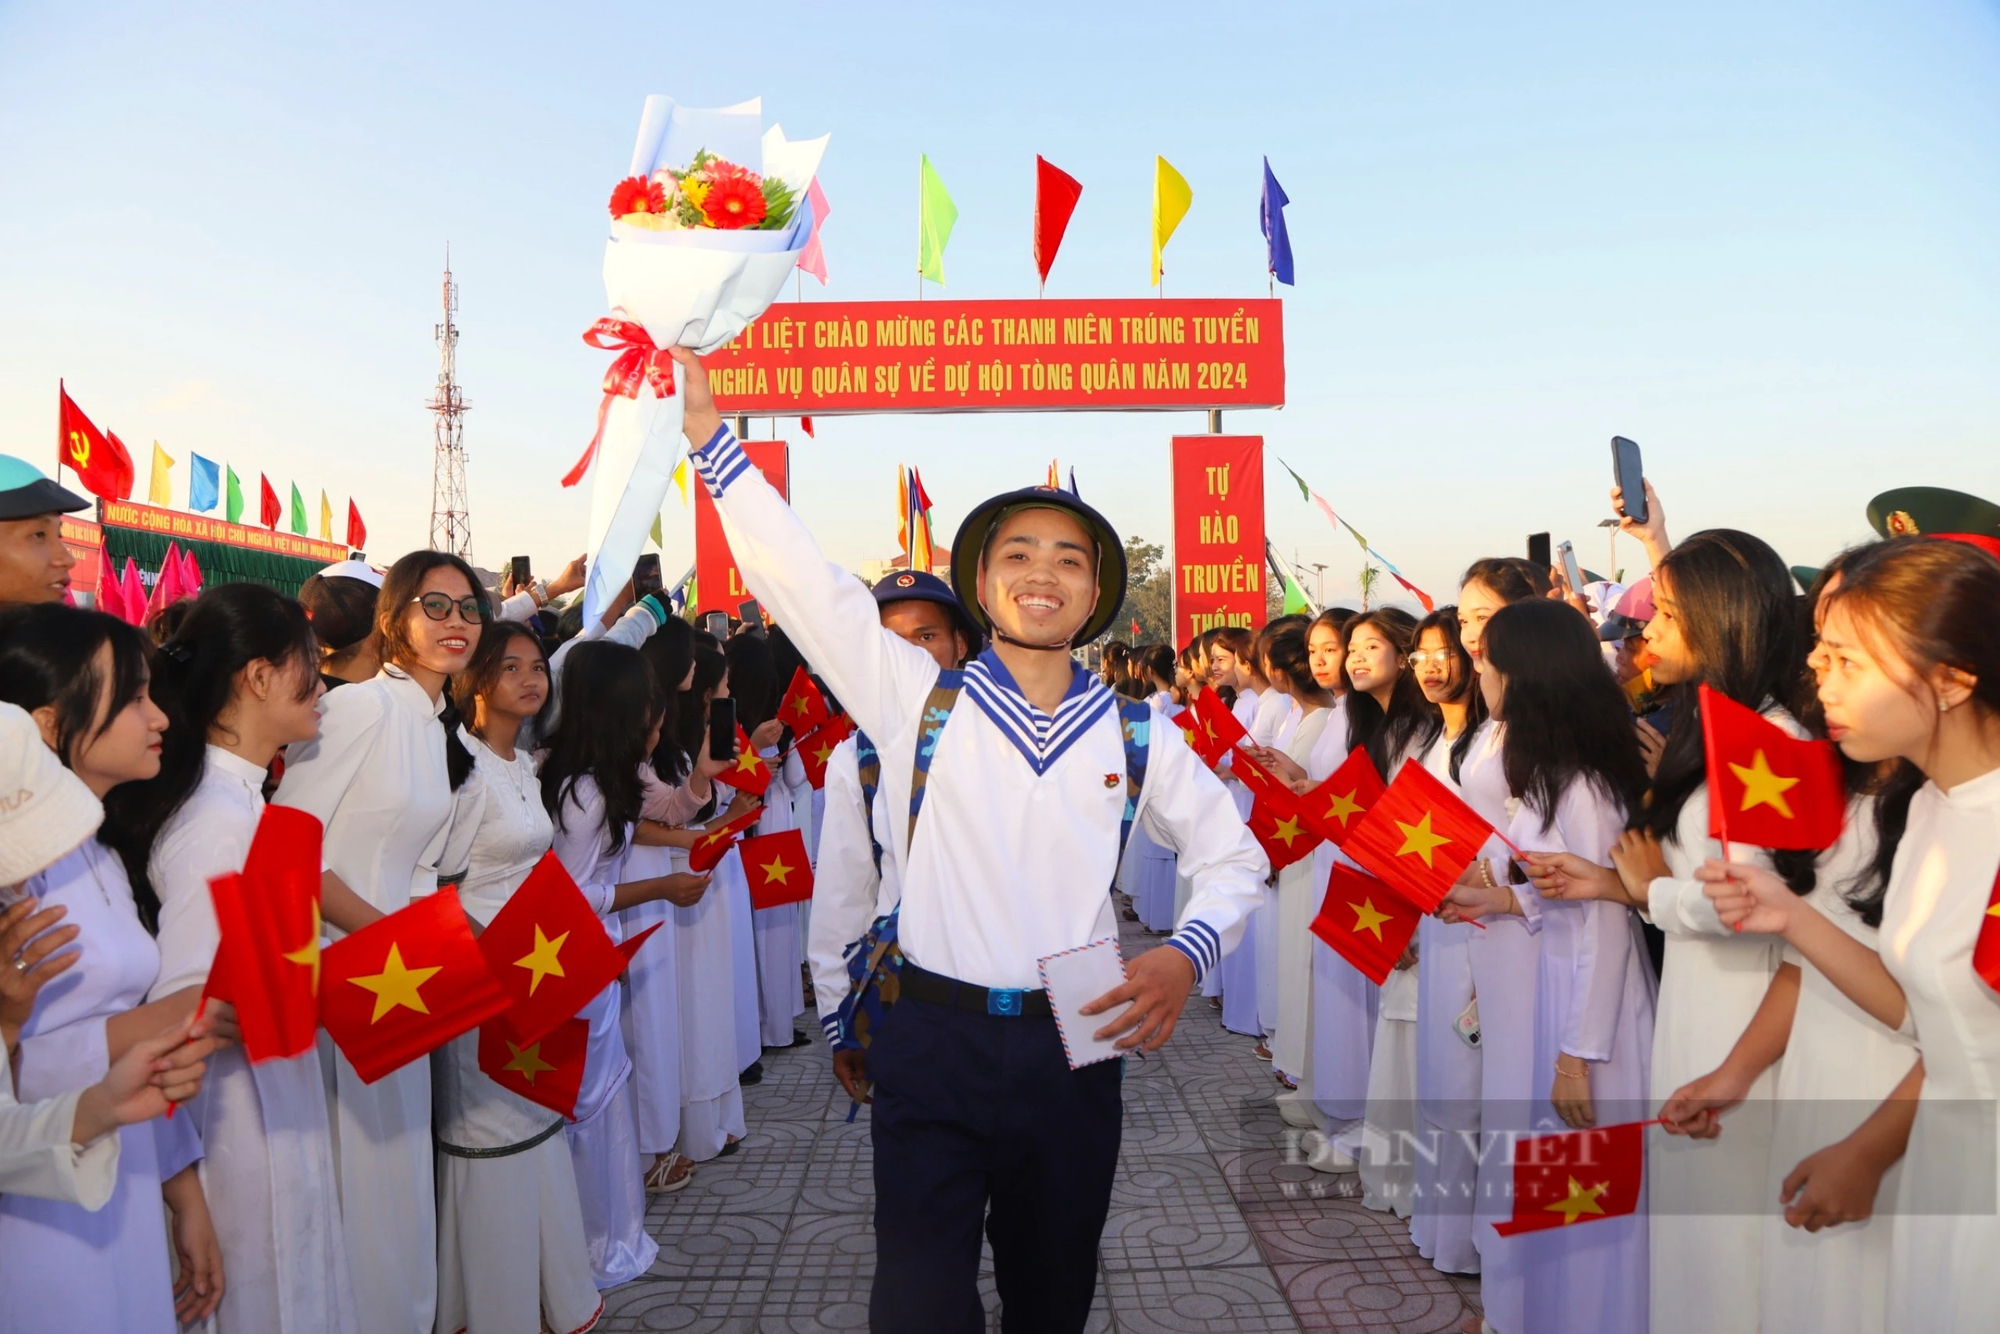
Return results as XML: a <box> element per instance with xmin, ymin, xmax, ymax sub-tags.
<box><xmin>579</xmin><ymin>96</ymin><xmax>827</xmax><ymax>622</ymax></box>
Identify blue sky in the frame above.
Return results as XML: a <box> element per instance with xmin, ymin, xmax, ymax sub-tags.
<box><xmin>2</xmin><ymin>0</ymin><xmax>1996</xmax><ymax>605</ymax></box>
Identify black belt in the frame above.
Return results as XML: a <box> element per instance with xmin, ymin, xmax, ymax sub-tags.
<box><xmin>900</xmin><ymin>963</ymin><xmax>1052</xmax><ymax>1018</ymax></box>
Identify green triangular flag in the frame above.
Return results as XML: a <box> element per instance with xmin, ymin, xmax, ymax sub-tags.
<box><xmin>225</xmin><ymin>467</ymin><xmax>244</xmax><ymax>524</ymax></box>
<box><xmin>917</xmin><ymin>154</ymin><xmax>958</xmax><ymax>285</ymax></box>
<box><xmin>1281</xmin><ymin>572</ymin><xmax>1312</xmax><ymax>616</ymax></box>
<box><xmin>289</xmin><ymin>483</ymin><xmax>307</xmax><ymax>535</ymax></box>
<box><xmin>1279</xmin><ymin>458</ymin><xmax>1311</xmax><ymax>502</ymax></box>
<box><xmin>650</xmin><ymin>513</ymin><xmax>663</xmax><ymax>548</ymax></box>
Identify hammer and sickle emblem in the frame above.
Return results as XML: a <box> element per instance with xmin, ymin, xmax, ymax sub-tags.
<box><xmin>67</xmin><ymin>430</ymin><xmax>90</xmax><ymax>467</ymax></box>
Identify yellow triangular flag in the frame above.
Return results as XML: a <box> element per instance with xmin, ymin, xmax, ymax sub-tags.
<box><xmin>1151</xmin><ymin>156</ymin><xmax>1193</xmax><ymax>287</ymax></box>
<box><xmin>148</xmin><ymin>442</ymin><xmax>175</xmax><ymax>507</ymax></box>
<box><xmin>671</xmin><ymin>458</ymin><xmax>691</xmax><ymax>508</ymax></box>
<box><xmin>319</xmin><ymin>490</ymin><xmax>333</xmax><ymax>541</ymax></box>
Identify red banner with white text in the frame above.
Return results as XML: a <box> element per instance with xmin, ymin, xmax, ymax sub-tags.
<box><xmin>1170</xmin><ymin>436</ymin><xmax>1265</xmax><ymax>644</ymax></box>
<box><xmin>694</xmin><ymin>441</ymin><xmax>788</xmax><ymax>616</ymax></box>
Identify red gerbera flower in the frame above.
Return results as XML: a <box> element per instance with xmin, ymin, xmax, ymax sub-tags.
<box><xmin>701</xmin><ymin>173</ymin><xmax>766</xmax><ymax>229</ymax></box>
<box><xmin>608</xmin><ymin>175</ymin><xmax>667</xmax><ymax>218</ymax></box>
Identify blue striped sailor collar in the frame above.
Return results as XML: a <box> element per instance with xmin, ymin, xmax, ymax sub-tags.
<box><xmin>961</xmin><ymin>648</ymin><xmax>1116</xmax><ymax>776</ymax></box>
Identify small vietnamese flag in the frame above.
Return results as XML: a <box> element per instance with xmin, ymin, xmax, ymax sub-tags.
<box><xmin>688</xmin><ymin>803</ymin><xmax>766</xmax><ymax>873</ymax></box>
<box><xmin>1344</xmin><ymin>762</ymin><xmax>1494</xmax><ymax>913</ymax></box>
<box><xmin>797</xmin><ymin>714</ymin><xmax>854</xmax><ymax>790</ymax></box>
<box><xmin>477</xmin><ymin>1015</ymin><xmax>588</xmax><ymax>1120</ymax></box>
<box><xmin>478</xmin><ymin>852</ymin><xmax>630</xmax><ymax>1044</ymax></box>
<box><xmin>1167</xmin><ymin>708</ymin><xmax>1214</xmax><ymax>766</ymax></box>
<box><xmin>319</xmin><ymin>888</ymin><xmax>509</xmax><ymax>1084</ymax></box>
<box><xmin>1192</xmin><ymin>690</ymin><xmax>1248</xmax><ymax>764</ymax></box>
<box><xmin>779</xmin><ymin>665</ymin><xmax>830</xmax><ymax>733</ymax></box>
<box><xmin>741</xmin><ymin>829</ymin><xmax>815</xmax><ymax>909</ymax></box>
<box><xmin>1972</xmin><ymin>860</ymin><xmax>2000</xmax><ymax>993</ymax></box>
<box><xmin>616</xmin><ymin>922</ymin><xmax>663</xmax><ymax>967</ymax></box>
<box><xmin>727</xmin><ymin>725</ymin><xmax>773</xmax><ymax>797</ymax></box>
<box><xmin>1309</xmin><ymin>864</ymin><xmax>1422</xmax><ymax>985</ymax></box>
<box><xmin>1700</xmin><ymin>684</ymin><xmax>1846</xmax><ymax>851</ymax></box>
<box><xmin>1301</xmin><ymin>747</ymin><xmax>1387</xmax><ymax>848</ymax></box>
<box><xmin>203</xmin><ymin>805</ymin><xmax>325</xmax><ymax>1063</ymax></box>
<box><xmin>1248</xmin><ymin>797</ymin><xmax>1320</xmax><ymax>871</ymax></box>
<box><xmin>1492</xmin><ymin>1119</ymin><xmax>1648</xmax><ymax>1236</ymax></box>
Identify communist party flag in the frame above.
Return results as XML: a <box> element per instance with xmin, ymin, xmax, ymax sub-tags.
<box><xmin>1700</xmin><ymin>684</ymin><xmax>1845</xmax><ymax>850</ymax></box>
<box><xmin>742</xmin><ymin>828</ymin><xmax>815</xmax><ymax>909</ymax></box>
<box><xmin>56</xmin><ymin>383</ymin><xmax>133</xmax><ymax>501</ymax></box>
<box><xmin>1344</xmin><ymin>761</ymin><xmax>1494</xmax><ymax>913</ymax></box>
<box><xmin>688</xmin><ymin>803</ymin><xmax>766</xmax><ymax>873</ymax></box>
<box><xmin>477</xmin><ymin>1015</ymin><xmax>588</xmax><ymax>1120</ymax></box>
<box><xmin>1302</xmin><ymin>747</ymin><xmax>1387</xmax><ymax>848</ymax></box>
<box><xmin>797</xmin><ymin>714</ymin><xmax>854</xmax><ymax>790</ymax></box>
<box><xmin>1309</xmin><ymin>864</ymin><xmax>1423</xmax><ymax>986</ymax></box>
<box><xmin>320</xmin><ymin>888</ymin><xmax>509</xmax><ymax>1084</ymax></box>
<box><xmin>1493</xmin><ymin>1119</ymin><xmax>1649</xmax><ymax>1236</ymax></box>
<box><xmin>478</xmin><ymin>852</ymin><xmax>629</xmax><ymax>1044</ymax></box>
<box><xmin>726</xmin><ymin>725</ymin><xmax>773</xmax><ymax>797</ymax></box>
<box><xmin>778</xmin><ymin>665</ymin><xmax>830</xmax><ymax>734</ymax></box>
<box><xmin>203</xmin><ymin>805</ymin><xmax>324</xmax><ymax>1062</ymax></box>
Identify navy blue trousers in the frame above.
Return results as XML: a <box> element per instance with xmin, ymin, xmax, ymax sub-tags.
<box><xmin>865</xmin><ymin>994</ymin><xmax>1124</xmax><ymax>1334</ymax></box>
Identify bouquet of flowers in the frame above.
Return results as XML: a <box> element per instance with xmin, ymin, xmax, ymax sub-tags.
<box><xmin>570</xmin><ymin>96</ymin><xmax>827</xmax><ymax>622</ymax></box>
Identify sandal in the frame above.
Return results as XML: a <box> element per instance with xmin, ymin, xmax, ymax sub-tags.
<box><xmin>1252</xmin><ymin>1041</ymin><xmax>1272</xmax><ymax>1061</ymax></box>
<box><xmin>644</xmin><ymin>1153</ymin><xmax>696</xmax><ymax>1194</ymax></box>
<box><xmin>717</xmin><ymin>1136</ymin><xmax>742</xmax><ymax>1158</ymax></box>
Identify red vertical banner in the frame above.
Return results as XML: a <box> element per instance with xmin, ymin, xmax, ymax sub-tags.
<box><xmin>1170</xmin><ymin>436</ymin><xmax>1265</xmax><ymax>644</ymax></box>
<box><xmin>694</xmin><ymin>441</ymin><xmax>789</xmax><ymax>616</ymax></box>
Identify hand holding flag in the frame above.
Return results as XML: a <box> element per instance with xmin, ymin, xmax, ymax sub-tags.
<box><xmin>203</xmin><ymin>806</ymin><xmax>326</xmax><ymax>1063</ymax></box>
<box><xmin>1492</xmin><ymin>1119</ymin><xmax>1651</xmax><ymax>1237</ymax></box>
<box><xmin>688</xmin><ymin>802</ymin><xmax>765</xmax><ymax>873</ymax></box>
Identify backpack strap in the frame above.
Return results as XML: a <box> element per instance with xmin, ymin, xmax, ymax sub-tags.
<box><xmin>1116</xmin><ymin>699</ymin><xmax>1152</xmax><ymax>858</ymax></box>
<box><xmin>906</xmin><ymin>670</ymin><xmax>965</xmax><ymax>854</ymax></box>
<box><xmin>854</xmin><ymin>729</ymin><xmax>883</xmax><ymax>874</ymax></box>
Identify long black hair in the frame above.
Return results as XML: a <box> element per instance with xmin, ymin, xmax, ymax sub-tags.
<box><xmin>0</xmin><ymin>604</ymin><xmax>153</xmax><ymax>772</ymax></box>
<box><xmin>723</xmin><ymin>632</ymin><xmax>777</xmax><ymax>733</ymax></box>
<box><xmin>104</xmin><ymin>586</ymin><xmax>318</xmax><ymax>922</ymax></box>
<box><xmin>640</xmin><ymin>615</ymin><xmax>696</xmax><ymax>784</ymax></box>
<box><xmin>1636</xmin><ymin>530</ymin><xmax>1814</xmax><ymax>891</ymax></box>
<box><xmin>1413</xmin><ymin>606</ymin><xmax>1484</xmax><ymax>780</ymax></box>
<box><xmin>1483</xmin><ymin>599</ymin><xmax>1647</xmax><ymax>822</ymax></box>
<box><xmin>1259</xmin><ymin>621</ymin><xmax>1331</xmax><ymax>707</ymax></box>
<box><xmin>1340</xmin><ymin>608</ymin><xmax>1437</xmax><ymax>775</ymax></box>
<box><xmin>675</xmin><ymin>633</ymin><xmax>729</xmax><ymax>772</ymax></box>
<box><xmin>539</xmin><ymin>641</ymin><xmax>658</xmax><ymax>858</ymax></box>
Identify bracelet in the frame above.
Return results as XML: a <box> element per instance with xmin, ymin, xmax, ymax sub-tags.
<box><xmin>1554</xmin><ymin>1057</ymin><xmax>1590</xmax><ymax>1080</ymax></box>
<box><xmin>1478</xmin><ymin>858</ymin><xmax>1497</xmax><ymax>890</ymax></box>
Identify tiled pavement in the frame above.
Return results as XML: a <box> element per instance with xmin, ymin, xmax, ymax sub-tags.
<box><xmin>600</xmin><ymin>916</ymin><xmax>1483</xmax><ymax>1333</ymax></box>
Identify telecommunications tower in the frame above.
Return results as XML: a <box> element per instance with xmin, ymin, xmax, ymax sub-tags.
<box><xmin>428</xmin><ymin>250</ymin><xmax>471</xmax><ymax>557</ymax></box>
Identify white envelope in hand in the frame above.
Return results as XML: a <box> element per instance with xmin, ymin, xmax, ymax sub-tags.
<box><xmin>1038</xmin><ymin>938</ymin><xmax>1131</xmax><ymax>1071</ymax></box>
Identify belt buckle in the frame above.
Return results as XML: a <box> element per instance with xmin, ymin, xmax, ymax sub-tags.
<box><xmin>986</xmin><ymin>988</ymin><xmax>1025</xmax><ymax>1017</ymax></box>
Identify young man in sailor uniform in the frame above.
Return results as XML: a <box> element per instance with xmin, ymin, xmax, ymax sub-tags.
<box><xmin>671</xmin><ymin>348</ymin><xmax>1268</xmax><ymax>1333</ymax></box>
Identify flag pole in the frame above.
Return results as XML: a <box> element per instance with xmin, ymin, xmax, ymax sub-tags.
<box><xmin>1698</xmin><ymin>684</ymin><xmax>1744</xmax><ymax>931</ymax></box>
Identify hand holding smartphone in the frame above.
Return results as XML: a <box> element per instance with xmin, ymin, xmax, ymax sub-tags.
<box><xmin>1558</xmin><ymin>540</ymin><xmax>1583</xmax><ymax>595</ymax></box>
<box><xmin>1611</xmin><ymin>437</ymin><xmax>1647</xmax><ymax>525</ymax></box>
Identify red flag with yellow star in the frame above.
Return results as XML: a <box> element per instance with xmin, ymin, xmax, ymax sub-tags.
<box><xmin>1493</xmin><ymin>1119</ymin><xmax>1648</xmax><ymax>1236</ymax></box>
<box><xmin>1344</xmin><ymin>761</ymin><xmax>1493</xmax><ymax>913</ymax></box>
<box><xmin>1700</xmin><ymin>684</ymin><xmax>1845</xmax><ymax>851</ymax></box>
<box><xmin>319</xmin><ymin>888</ymin><xmax>509</xmax><ymax>1084</ymax></box>
<box><xmin>741</xmin><ymin>828</ymin><xmax>815</xmax><ymax>909</ymax></box>
<box><xmin>688</xmin><ymin>803</ymin><xmax>766</xmax><ymax>873</ymax></box>
<box><xmin>1301</xmin><ymin>747</ymin><xmax>1386</xmax><ymax>849</ymax></box>
<box><xmin>778</xmin><ymin>665</ymin><xmax>831</xmax><ymax>734</ymax></box>
<box><xmin>1309</xmin><ymin>864</ymin><xmax>1422</xmax><ymax>985</ymax></box>
<box><xmin>796</xmin><ymin>714</ymin><xmax>854</xmax><ymax>790</ymax></box>
<box><xmin>1192</xmin><ymin>689</ymin><xmax>1248</xmax><ymax>765</ymax></box>
<box><xmin>726</xmin><ymin>724</ymin><xmax>773</xmax><ymax>797</ymax></box>
<box><xmin>478</xmin><ymin>852</ymin><xmax>630</xmax><ymax>1045</ymax></box>
<box><xmin>1249</xmin><ymin>797</ymin><xmax>1320</xmax><ymax>871</ymax></box>
<box><xmin>1167</xmin><ymin>707</ymin><xmax>1222</xmax><ymax>768</ymax></box>
<box><xmin>477</xmin><ymin>1015</ymin><xmax>588</xmax><ymax>1120</ymax></box>
<box><xmin>203</xmin><ymin>806</ymin><xmax>325</xmax><ymax>1063</ymax></box>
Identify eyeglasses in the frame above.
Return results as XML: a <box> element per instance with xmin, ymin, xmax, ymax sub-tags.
<box><xmin>1407</xmin><ymin>650</ymin><xmax>1455</xmax><ymax>667</ymax></box>
<box><xmin>411</xmin><ymin>593</ymin><xmax>485</xmax><ymax>623</ymax></box>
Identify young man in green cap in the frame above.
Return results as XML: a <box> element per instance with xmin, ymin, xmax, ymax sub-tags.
<box><xmin>0</xmin><ymin>455</ymin><xmax>88</xmax><ymax>606</ymax></box>
<box><xmin>670</xmin><ymin>348</ymin><xmax>1266</xmax><ymax>1333</ymax></box>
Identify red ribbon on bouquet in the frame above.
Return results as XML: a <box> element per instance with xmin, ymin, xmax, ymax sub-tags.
<box><xmin>561</xmin><ymin>318</ymin><xmax>677</xmax><ymax>488</ymax></box>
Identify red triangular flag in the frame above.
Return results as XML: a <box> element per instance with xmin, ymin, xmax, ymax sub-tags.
<box><xmin>799</xmin><ymin>416</ymin><xmax>815</xmax><ymax>439</ymax></box>
<box><xmin>1343</xmin><ymin>762</ymin><xmax>1494</xmax><ymax>913</ymax></box>
<box><xmin>1301</xmin><ymin>747</ymin><xmax>1387</xmax><ymax>848</ymax></box>
<box><xmin>1032</xmin><ymin>155</ymin><xmax>1084</xmax><ymax>285</ymax></box>
<box><xmin>1699</xmin><ymin>684</ymin><xmax>1846</xmax><ymax>851</ymax></box>
<box><xmin>778</xmin><ymin>665</ymin><xmax>831</xmax><ymax>734</ymax></box>
<box><xmin>56</xmin><ymin>385</ymin><xmax>133</xmax><ymax>501</ymax></box>
<box><xmin>259</xmin><ymin>474</ymin><xmax>281</xmax><ymax>530</ymax></box>
<box><xmin>181</xmin><ymin>547</ymin><xmax>203</xmax><ymax>595</ymax></box>
<box><xmin>478</xmin><ymin>852</ymin><xmax>630</xmax><ymax>1044</ymax></box>
<box><xmin>725</xmin><ymin>724</ymin><xmax>773</xmax><ymax>796</ymax></box>
<box><xmin>616</xmin><ymin>922</ymin><xmax>663</xmax><ymax>966</ymax></box>
<box><xmin>1309</xmin><ymin>864</ymin><xmax>1423</xmax><ymax>985</ymax></box>
<box><xmin>796</xmin><ymin>714</ymin><xmax>854</xmax><ymax>790</ymax></box>
<box><xmin>477</xmin><ymin>1015</ymin><xmax>588</xmax><ymax>1120</ymax></box>
<box><xmin>319</xmin><ymin>888</ymin><xmax>509</xmax><ymax>1084</ymax></box>
<box><xmin>119</xmin><ymin>558</ymin><xmax>146</xmax><ymax>626</ymax></box>
<box><xmin>688</xmin><ymin>803</ymin><xmax>765</xmax><ymax>873</ymax></box>
<box><xmin>345</xmin><ymin>498</ymin><xmax>367</xmax><ymax>551</ymax></box>
<box><xmin>741</xmin><ymin>828</ymin><xmax>814</xmax><ymax>909</ymax></box>
<box><xmin>203</xmin><ymin>806</ymin><xmax>325</xmax><ymax>1062</ymax></box>
<box><xmin>1492</xmin><ymin>1119</ymin><xmax>1649</xmax><ymax>1236</ymax></box>
<box><xmin>93</xmin><ymin>557</ymin><xmax>126</xmax><ymax>622</ymax></box>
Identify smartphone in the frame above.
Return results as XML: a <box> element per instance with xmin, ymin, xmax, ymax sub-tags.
<box><xmin>704</xmin><ymin>610</ymin><xmax>729</xmax><ymax>640</ymax></box>
<box><xmin>708</xmin><ymin>697</ymin><xmax>737</xmax><ymax>762</ymax></box>
<box><xmin>1612</xmin><ymin>436</ymin><xmax>1647</xmax><ymax>525</ymax></box>
<box><xmin>1527</xmin><ymin>532</ymin><xmax>1551</xmax><ymax>571</ymax></box>
<box><xmin>1558</xmin><ymin>540</ymin><xmax>1583</xmax><ymax>594</ymax></box>
<box><xmin>632</xmin><ymin>553</ymin><xmax>663</xmax><ymax>598</ymax></box>
<box><xmin>510</xmin><ymin>555</ymin><xmax>531</xmax><ymax>587</ymax></box>
<box><xmin>737</xmin><ymin>598</ymin><xmax>765</xmax><ymax>636</ymax></box>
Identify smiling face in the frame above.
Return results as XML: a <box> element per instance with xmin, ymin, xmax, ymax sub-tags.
<box><xmin>62</xmin><ymin>643</ymin><xmax>168</xmax><ymax>796</ymax></box>
<box><xmin>978</xmin><ymin>506</ymin><xmax>1098</xmax><ymax>648</ymax></box>
<box><xmin>0</xmin><ymin>512</ymin><xmax>77</xmax><ymax>605</ymax></box>
<box><xmin>1308</xmin><ymin>623</ymin><xmax>1345</xmax><ymax>691</ymax></box>
<box><xmin>1345</xmin><ymin>624</ymin><xmax>1404</xmax><ymax>703</ymax></box>
<box><xmin>1456</xmin><ymin>579</ymin><xmax>1508</xmax><ymax>667</ymax></box>
<box><xmin>403</xmin><ymin>566</ymin><xmax>482</xmax><ymax>678</ymax></box>
<box><xmin>1206</xmin><ymin>642</ymin><xmax>1240</xmax><ymax>688</ymax></box>
<box><xmin>1411</xmin><ymin>626</ymin><xmax>1464</xmax><ymax>704</ymax></box>
<box><xmin>880</xmin><ymin>598</ymin><xmax>969</xmax><ymax>671</ymax></box>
